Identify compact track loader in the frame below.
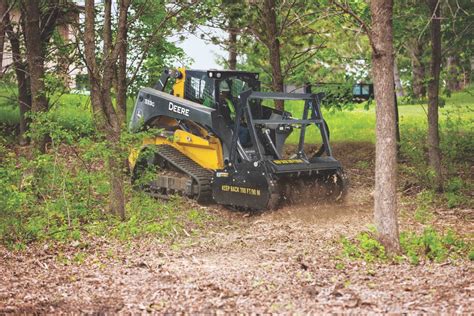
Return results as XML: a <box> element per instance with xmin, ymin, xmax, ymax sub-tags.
<box><xmin>129</xmin><ymin>68</ymin><xmax>347</xmax><ymax>210</ymax></box>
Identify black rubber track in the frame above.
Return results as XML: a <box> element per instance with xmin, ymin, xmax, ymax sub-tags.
<box><xmin>155</xmin><ymin>145</ymin><xmax>213</xmax><ymax>203</ymax></box>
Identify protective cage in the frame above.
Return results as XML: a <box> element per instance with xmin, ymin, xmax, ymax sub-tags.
<box><xmin>211</xmin><ymin>90</ymin><xmax>346</xmax><ymax>210</ymax></box>
<box><xmin>230</xmin><ymin>90</ymin><xmax>337</xmax><ymax>166</ymax></box>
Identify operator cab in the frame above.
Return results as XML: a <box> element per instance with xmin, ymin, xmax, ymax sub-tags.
<box><xmin>153</xmin><ymin>68</ymin><xmax>294</xmax><ymax>161</ymax></box>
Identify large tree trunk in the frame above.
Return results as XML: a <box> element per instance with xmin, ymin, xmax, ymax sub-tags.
<box><xmin>24</xmin><ymin>0</ymin><xmax>48</xmax><ymax>113</ymax></box>
<box><xmin>446</xmin><ymin>56</ymin><xmax>460</xmax><ymax>92</ymax></box>
<box><xmin>393</xmin><ymin>58</ymin><xmax>404</xmax><ymax>97</ymax></box>
<box><xmin>408</xmin><ymin>39</ymin><xmax>426</xmax><ymax>98</ymax></box>
<box><xmin>370</xmin><ymin>0</ymin><xmax>400</xmax><ymax>254</ymax></box>
<box><xmin>262</xmin><ymin>0</ymin><xmax>284</xmax><ymax>111</ymax></box>
<box><xmin>427</xmin><ymin>0</ymin><xmax>443</xmax><ymax>191</ymax></box>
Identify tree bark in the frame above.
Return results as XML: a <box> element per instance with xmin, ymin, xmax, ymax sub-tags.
<box><xmin>5</xmin><ymin>11</ymin><xmax>31</xmax><ymax>144</ymax></box>
<box><xmin>84</xmin><ymin>0</ymin><xmax>130</xmax><ymax>220</ymax></box>
<box><xmin>116</xmin><ymin>40</ymin><xmax>127</xmax><ymax>124</ymax></box>
<box><xmin>370</xmin><ymin>0</ymin><xmax>400</xmax><ymax>254</ymax></box>
<box><xmin>24</xmin><ymin>0</ymin><xmax>49</xmax><ymax>152</ymax></box>
<box><xmin>393</xmin><ymin>57</ymin><xmax>404</xmax><ymax>97</ymax></box>
<box><xmin>16</xmin><ymin>63</ymin><xmax>31</xmax><ymax>144</ymax></box>
<box><xmin>408</xmin><ymin>39</ymin><xmax>426</xmax><ymax>98</ymax></box>
<box><xmin>116</xmin><ymin>0</ymin><xmax>128</xmax><ymax>124</ymax></box>
<box><xmin>427</xmin><ymin>0</ymin><xmax>443</xmax><ymax>191</ymax></box>
<box><xmin>262</xmin><ymin>0</ymin><xmax>284</xmax><ymax>110</ymax></box>
<box><xmin>103</xmin><ymin>0</ymin><xmax>112</xmax><ymax>57</ymax></box>
<box><xmin>24</xmin><ymin>0</ymin><xmax>47</xmax><ymax>113</ymax></box>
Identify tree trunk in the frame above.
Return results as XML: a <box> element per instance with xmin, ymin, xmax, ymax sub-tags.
<box><xmin>5</xmin><ymin>11</ymin><xmax>31</xmax><ymax>144</ymax></box>
<box><xmin>103</xmin><ymin>0</ymin><xmax>112</xmax><ymax>57</ymax></box>
<box><xmin>24</xmin><ymin>0</ymin><xmax>47</xmax><ymax>113</ymax></box>
<box><xmin>16</xmin><ymin>64</ymin><xmax>31</xmax><ymax>144</ymax></box>
<box><xmin>116</xmin><ymin>4</ymin><xmax>128</xmax><ymax>124</ymax></box>
<box><xmin>107</xmin><ymin>139</ymin><xmax>126</xmax><ymax>220</ymax></box>
<box><xmin>393</xmin><ymin>58</ymin><xmax>404</xmax><ymax>97</ymax></box>
<box><xmin>228</xmin><ymin>27</ymin><xmax>238</xmax><ymax>70</ymax></box>
<box><xmin>446</xmin><ymin>56</ymin><xmax>460</xmax><ymax>92</ymax></box>
<box><xmin>461</xmin><ymin>64</ymin><xmax>470</xmax><ymax>89</ymax></box>
<box><xmin>427</xmin><ymin>0</ymin><xmax>443</xmax><ymax>192</ymax></box>
<box><xmin>24</xmin><ymin>0</ymin><xmax>49</xmax><ymax>152</ymax></box>
<box><xmin>409</xmin><ymin>39</ymin><xmax>426</xmax><ymax>98</ymax></box>
<box><xmin>370</xmin><ymin>0</ymin><xmax>400</xmax><ymax>254</ymax></box>
<box><xmin>262</xmin><ymin>0</ymin><xmax>284</xmax><ymax>111</ymax></box>
<box><xmin>84</xmin><ymin>0</ymin><xmax>130</xmax><ymax>220</ymax></box>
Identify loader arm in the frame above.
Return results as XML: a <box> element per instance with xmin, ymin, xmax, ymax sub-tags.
<box><xmin>129</xmin><ymin>87</ymin><xmax>216</xmax><ymax>132</ymax></box>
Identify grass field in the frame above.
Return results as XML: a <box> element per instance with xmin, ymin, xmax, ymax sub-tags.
<box><xmin>1</xmin><ymin>85</ymin><xmax>473</xmax><ymax>143</ymax></box>
<box><xmin>284</xmin><ymin>86</ymin><xmax>474</xmax><ymax>143</ymax></box>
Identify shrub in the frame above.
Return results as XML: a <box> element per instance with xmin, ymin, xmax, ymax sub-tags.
<box><xmin>341</xmin><ymin>230</ymin><xmax>387</xmax><ymax>263</ymax></box>
<box><xmin>0</xmin><ymin>122</ymin><xmax>210</xmax><ymax>248</ymax></box>
<box><xmin>340</xmin><ymin>226</ymin><xmax>471</xmax><ymax>265</ymax></box>
<box><xmin>400</xmin><ymin>227</ymin><xmax>469</xmax><ymax>265</ymax></box>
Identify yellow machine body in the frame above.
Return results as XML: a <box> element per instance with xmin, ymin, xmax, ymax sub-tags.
<box><xmin>129</xmin><ymin>130</ymin><xmax>224</xmax><ymax>171</ymax></box>
<box><xmin>129</xmin><ymin>68</ymin><xmax>225</xmax><ymax>173</ymax></box>
<box><xmin>172</xmin><ymin>67</ymin><xmax>186</xmax><ymax>98</ymax></box>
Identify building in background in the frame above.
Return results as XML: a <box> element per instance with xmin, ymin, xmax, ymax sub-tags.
<box><xmin>1</xmin><ymin>3</ymin><xmax>85</xmax><ymax>90</ymax></box>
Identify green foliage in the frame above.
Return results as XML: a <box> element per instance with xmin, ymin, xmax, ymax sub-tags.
<box><xmin>110</xmin><ymin>194</ymin><xmax>210</xmax><ymax>240</ymax></box>
<box><xmin>443</xmin><ymin>177</ymin><xmax>470</xmax><ymax>209</ymax></box>
<box><xmin>0</xmin><ymin>126</ymin><xmax>108</xmax><ymax>246</ymax></box>
<box><xmin>441</xmin><ymin>105</ymin><xmax>474</xmax><ymax>164</ymax></box>
<box><xmin>236</xmin><ymin>1</ymin><xmax>371</xmax><ymax>89</ymax></box>
<box><xmin>0</xmin><ymin>92</ymin><xmax>94</xmax><ymax>136</ymax></box>
<box><xmin>341</xmin><ymin>231</ymin><xmax>387</xmax><ymax>263</ymax></box>
<box><xmin>413</xmin><ymin>191</ymin><xmax>434</xmax><ymax>224</ymax></box>
<box><xmin>314</xmin><ymin>83</ymin><xmax>361</xmax><ymax>110</ymax></box>
<box><xmin>0</xmin><ymin>122</ymin><xmax>211</xmax><ymax>248</ymax></box>
<box><xmin>340</xmin><ymin>227</ymin><xmax>472</xmax><ymax>265</ymax></box>
<box><xmin>400</xmin><ymin>227</ymin><xmax>470</xmax><ymax>265</ymax></box>
<box><xmin>400</xmin><ymin>94</ymin><xmax>473</xmax><ymax>199</ymax></box>
<box><xmin>126</xmin><ymin>0</ymin><xmax>190</xmax><ymax>95</ymax></box>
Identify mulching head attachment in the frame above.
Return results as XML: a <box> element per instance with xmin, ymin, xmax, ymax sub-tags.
<box><xmin>212</xmin><ymin>90</ymin><xmax>348</xmax><ymax>210</ymax></box>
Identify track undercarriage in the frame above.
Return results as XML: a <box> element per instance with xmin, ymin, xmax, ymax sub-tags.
<box><xmin>133</xmin><ymin>145</ymin><xmax>212</xmax><ymax>203</ymax></box>
<box><xmin>134</xmin><ymin>145</ymin><xmax>347</xmax><ymax>211</ymax></box>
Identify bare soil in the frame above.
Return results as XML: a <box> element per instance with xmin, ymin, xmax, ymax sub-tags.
<box><xmin>1</xmin><ymin>142</ymin><xmax>473</xmax><ymax>313</ymax></box>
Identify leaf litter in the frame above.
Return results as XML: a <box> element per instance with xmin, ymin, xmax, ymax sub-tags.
<box><xmin>0</xmin><ymin>142</ymin><xmax>472</xmax><ymax>313</ymax></box>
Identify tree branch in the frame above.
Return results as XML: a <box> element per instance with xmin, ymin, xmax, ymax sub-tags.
<box><xmin>331</xmin><ymin>0</ymin><xmax>379</xmax><ymax>56</ymax></box>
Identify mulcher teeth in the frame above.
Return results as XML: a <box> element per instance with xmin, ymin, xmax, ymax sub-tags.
<box><xmin>277</xmin><ymin>169</ymin><xmax>348</xmax><ymax>206</ymax></box>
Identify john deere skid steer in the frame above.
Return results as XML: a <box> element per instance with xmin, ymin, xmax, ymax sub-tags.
<box><xmin>128</xmin><ymin>68</ymin><xmax>347</xmax><ymax>210</ymax></box>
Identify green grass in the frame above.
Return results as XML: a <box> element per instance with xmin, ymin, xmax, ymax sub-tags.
<box><xmin>284</xmin><ymin>86</ymin><xmax>474</xmax><ymax>144</ymax></box>
<box><xmin>1</xmin><ymin>85</ymin><xmax>473</xmax><ymax>143</ymax></box>
<box><xmin>0</xmin><ymin>88</ymin><xmax>136</xmax><ymax>135</ymax></box>
<box><xmin>0</xmin><ymin>86</ymin><xmax>19</xmax><ymax>126</ymax></box>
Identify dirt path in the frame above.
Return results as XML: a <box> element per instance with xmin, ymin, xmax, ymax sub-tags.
<box><xmin>1</xmin><ymin>143</ymin><xmax>473</xmax><ymax>313</ymax></box>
